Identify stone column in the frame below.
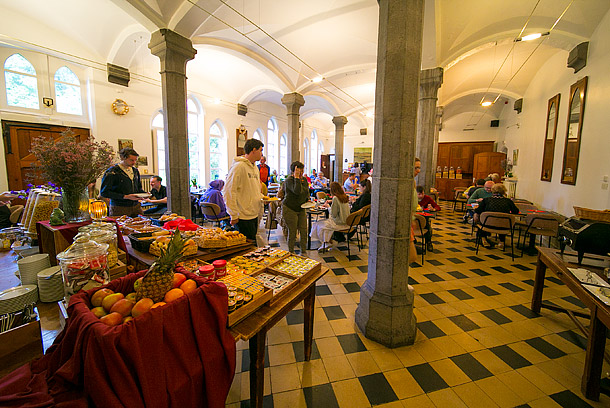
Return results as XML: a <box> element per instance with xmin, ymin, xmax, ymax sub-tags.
<box><xmin>416</xmin><ymin>67</ymin><xmax>443</xmax><ymax>191</ymax></box>
<box><xmin>149</xmin><ymin>29</ymin><xmax>196</xmax><ymax>218</ymax></box>
<box><xmin>332</xmin><ymin>116</ymin><xmax>348</xmax><ymax>182</ymax></box>
<box><xmin>432</xmin><ymin>106</ymin><xmax>444</xmax><ymax>188</ymax></box>
<box><xmin>354</xmin><ymin>0</ymin><xmax>424</xmax><ymax>347</ymax></box>
<box><xmin>281</xmin><ymin>93</ymin><xmax>305</xmax><ymax>166</ymax></box>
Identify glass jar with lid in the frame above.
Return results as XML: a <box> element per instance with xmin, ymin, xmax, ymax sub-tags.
<box><xmin>27</xmin><ymin>192</ymin><xmax>60</xmax><ymax>233</ymax></box>
<box><xmin>0</xmin><ymin>227</ymin><xmax>22</xmax><ymax>251</ymax></box>
<box><xmin>57</xmin><ymin>233</ymin><xmax>109</xmax><ymax>301</ymax></box>
<box><xmin>21</xmin><ymin>188</ymin><xmax>43</xmax><ymax>229</ymax></box>
<box><xmin>88</xmin><ymin>229</ymin><xmax>118</xmax><ymax>268</ymax></box>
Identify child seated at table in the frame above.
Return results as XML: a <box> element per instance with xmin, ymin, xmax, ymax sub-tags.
<box><xmin>416</xmin><ymin>186</ymin><xmax>440</xmax><ymax>251</ymax></box>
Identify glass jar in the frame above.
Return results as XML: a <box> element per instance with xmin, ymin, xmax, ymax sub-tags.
<box><xmin>78</xmin><ymin>225</ymin><xmax>93</xmax><ymax>234</ymax></box>
<box><xmin>0</xmin><ymin>227</ymin><xmax>22</xmax><ymax>251</ymax></box>
<box><xmin>89</xmin><ymin>229</ymin><xmax>118</xmax><ymax>268</ymax></box>
<box><xmin>21</xmin><ymin>189</ymin><xmax>42</xmax><ymax>229</ymax></box>
<box><xmin>57</xmin><ymin>234</ymin><xmax>109</xmax><ymax>301</ymax></box>
<box><xmin>27</xmin><ymin>192</ymin><xmax>60</xmax><ymax>233</ymax></box>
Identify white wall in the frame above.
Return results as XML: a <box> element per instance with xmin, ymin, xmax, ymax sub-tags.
<box><xmin>505</xmin><ymin>8</ymin><xmax>610</xmax><ymax>216</ymax></box>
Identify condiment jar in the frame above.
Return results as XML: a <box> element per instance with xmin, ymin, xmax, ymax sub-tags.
<box><xmin>212</xmin><ymin>259</ymin><xmax>227</xmax><ymax>280</ymax></box>
<box><xmin>27</xmin><ymin>192</ymin><xmax>60</xmax><ymax>233</ymax></box>
<box><xmin>89</xmin><ymin>229</ymin><xmax>118</xmax><ymax>268</ymax></box>
<box><xmin>57</xmin><ymin>234</ymin><xmax>109</xmax><ymax>301</ymax></box>
<box><xmin>199</xmin><ymin>264</ymin><xmax>215</xmax><ymax>280</ymax></box>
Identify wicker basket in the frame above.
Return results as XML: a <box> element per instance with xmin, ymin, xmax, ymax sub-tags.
<box><xmin>197</xmin><ymin>238</ymin><xmax>228</xmax><ymax>248</ymax></box>
<box><xmin>573</xmin><ymin>206</ymin><xmax>610</xmax><ymax>222</ymax></box>
<box><xmin>128</xmin><ymin>232</ymin><xmax>154</xmax><ymax>253</ymax></box>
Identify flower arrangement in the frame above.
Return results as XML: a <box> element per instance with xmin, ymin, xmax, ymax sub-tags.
<box><xmin>30</xmin><ymin>129</ymin><xmax>115</xmax><ymax>222</ymax></box>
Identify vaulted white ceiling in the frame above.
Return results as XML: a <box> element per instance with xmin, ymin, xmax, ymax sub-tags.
<box><xmin>1</xmin><ymin>0</ymin><xmax>608</xmax><ymax>133</ymax></box>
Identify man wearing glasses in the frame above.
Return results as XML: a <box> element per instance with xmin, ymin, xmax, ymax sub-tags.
<box><xmin>467</xmin><ymin>180</ymin><xmax>494</xmax><ymax>207</ymax></box>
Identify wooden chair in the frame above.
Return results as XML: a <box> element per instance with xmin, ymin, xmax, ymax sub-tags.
<box><xmin>358</xmin><ymin>204</ymin><xmax>371</xmax><ymax>242</ymax></box>
<box><xmin>316</xmin><ymin>191</ymin><xmax>328</xmax><ymax>201</ymax></box>
<box><xmin>412</xmin><ymin>213</ymin><xmax>429</xmax><ymax>264</ymax></box>
<box><xmin>516</xmin><ymin>213</ymin><xmax>560</xmax><ymax>256</ymax></box>
<box><xmin>475</xmin><ymin>212</ymin><xmax>516</xmax><ymax>260</ymax></box>
<box><xmin>453</xmin><ymin>187</ymin><xmax>467</xmax><ymax>212</ymax></box>
<box><xmin>265</xmin><ymin>201</ymin><xmax>280</xmax><ymax>240</ymax></box>
<box><xmin>200</xmin><ymin>202</ymin><xmax>230</xmax><ymax>228</ymax></box>
<box><xmin>333</xmin><ymin>210</ymin><xmax>363</xmax><ymax>257</ymax></box>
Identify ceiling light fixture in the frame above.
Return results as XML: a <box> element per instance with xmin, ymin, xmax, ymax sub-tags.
<box><xmin>312</xmin><ymin>76</ymin><xmax>323</xmax><ymax>83</ymax></box>
<box><xmin>365</xmin><ymin>111</ymin><xmax>374</xmax><ymax>118</ymax></box>
<box><xmin>515</xmin><ymin>32</ymin><xmax>549</xmax><ymax>42</ymax></box>
<box><xmin>481</xmin><ymin>101</ymin><xmax>493</xmax><ymax>107</ymax></box>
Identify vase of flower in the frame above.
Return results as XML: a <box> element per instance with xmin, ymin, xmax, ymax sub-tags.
<box><xmin>61</xmin><ymin>187</ymin><xmax>90</xmax><ymax>223</ymax></box>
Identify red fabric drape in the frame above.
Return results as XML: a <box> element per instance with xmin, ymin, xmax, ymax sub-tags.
<box><xmin>0</xmin><ymin>271</ymin><xmax>236</xmax><ymax>408</ymax></box>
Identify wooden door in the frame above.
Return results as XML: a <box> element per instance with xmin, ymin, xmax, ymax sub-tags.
<box><xmin>319</xmin><ymin>154</ymin><xmax>331</xmax><ymax>179</ymax></box>
<box><xmin>2</xmin><ymin>121</ymin><xmax>90</xmax><ymax>193</ymax></box>
<box><xmin>472</xmin><ymin>152</ymin><xmax>506</xmax><ymax>181</ymax></box>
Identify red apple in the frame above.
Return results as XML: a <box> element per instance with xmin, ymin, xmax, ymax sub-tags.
<box><xmin>173</xmin><ymin>272</ymin><xmax>186</xmax><ymax>288</ymax></box>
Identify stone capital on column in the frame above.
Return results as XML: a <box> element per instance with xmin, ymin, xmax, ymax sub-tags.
<box><xmin>149</xmin><ymin>29</ymin><xmax>197</xmax><ymax>73</ymax></box>
<box><xmin>419</xmin><ymin>67</ymin><xmax>443</xmax><ymax>99</ymax></box>
<box><xmin>332</xmin><ymin>116</ymin><xmax>348</xmax><ymax>128</ymax></box>
<box><xmin>281</xmin><ymin>92</ymin><xmax>305</xmax><ymax>114</ymax></box>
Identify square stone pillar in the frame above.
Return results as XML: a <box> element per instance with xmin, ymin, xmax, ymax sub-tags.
<box><xmin>149</xmin><ymin>29</ymin><xmax>196</xmax><ymax>219</ymax></box>
<box><xmin>332</xmin><ymin>116</ymin><xmax>348</xmax><ymax>182</ymax></box>
<box><xmin>416</xmin><ymin>67</ymin><xmax>443</xmax><ymax>191</ymax></box>
<box><xmin>281</xmin><ymin>93</ymin><xmax>305</xmax><ymax>166</ymax></box>
<box><xmin>354</xmin><ymin>0</ymin><xmax>424</xmax><ymax>348</ymax></box>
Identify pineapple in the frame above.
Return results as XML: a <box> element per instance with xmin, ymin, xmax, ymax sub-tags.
<box><xmin>136</xmin><ymin>231</ymin><xmax>185</xmax><ymax>302</ymax></box>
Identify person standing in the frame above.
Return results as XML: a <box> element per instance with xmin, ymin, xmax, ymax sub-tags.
<box><xmin>258</xmin><ymin>156</ymin><xmax>271</xmax><ymax>186</ymax></box>
<box><xmin>282</xmin><ymin>161</ymin><xmax>310</xmax><ymax>254</ymax></box>
<box><xmin>100</xmin><ymin>147</ymin><xmax>144</xmax><ymax>217</ymax></box>
<box><xmin>142</xmin><ymin>176</ymin><xmax>167</xmax><ymax>215</ymax></box>
<box><xmin>224</xmin><ymin>139</ymin><xmax>264</xmax><ymax>241</ymax></box>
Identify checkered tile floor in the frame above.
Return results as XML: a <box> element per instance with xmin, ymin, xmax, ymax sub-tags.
<box><xmin>227</xmin><ymin>201</ymin><xmax>610</xmax><ymax>407</ymax></box>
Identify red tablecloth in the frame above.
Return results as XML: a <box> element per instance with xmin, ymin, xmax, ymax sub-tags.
<box><xmin>36</xmin><ymin>218</ymin><xmax>128</xmax><ymax>254</ymax></box>
<box><xmin>0</xmin><ymin>271</ymin><xmax>236</xmax><ymax>407</ymax></box>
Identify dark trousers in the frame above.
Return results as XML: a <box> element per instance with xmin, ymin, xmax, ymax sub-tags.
<box><xmin>236</xmin><ymin>217</ymin><xmax>258</xmax><ymax>241</ymax></box>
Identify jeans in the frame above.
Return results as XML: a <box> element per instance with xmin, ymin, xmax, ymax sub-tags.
<box><xmin>236</xmin><ymin>217</ymin><xmax>258</xmax><ymax>241</ymax></box>
<box><xmin>282</xmin><ymin>205</ymin><xmax>307</xmax><ymax>253</ymax></box>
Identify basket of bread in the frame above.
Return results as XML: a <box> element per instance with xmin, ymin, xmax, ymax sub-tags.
<box><xmin>116</xmin><ymin>216</ymin><xmax>159</xmax><ymax>235</ymax></box>
<box><xmin>195</xmin><ymin>228</ymin><xmax>246</xmax><ymax>248</ymax></box>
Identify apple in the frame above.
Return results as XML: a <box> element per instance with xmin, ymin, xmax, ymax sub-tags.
<box><xmin>132</xmin><ymin>298</ymin><xmax>154</xmax><ymax>317</ymax></box>
<box><xmin>126</xmin><ymin>292</ymin><xmax>137</xmax><ymax>302</ymax></box>
<box><xmin>91</xmin><ymin>288</ymin><xmax>114</xmax><ymax>307</ymax></box>
<box><xmin>91</xmin><ymin>306</ymin><xmax>107</xmax><ymax>318</ymax></box>
<box><xmin>133</xmin><ymin>277</ymin><xmax>143</xmax><ymax>292</ymax></box>
<box><xmin>100</xmin><ymin>312</ymin><xmax>123</xmax><ymax>326</ymax></box>
<box><xmin>102</xmin><ymin>292</ymin><xmax>125</xmax><ymax>312</ymax></box>
<box><xmin>110</xmin><ymin>298</ymin><xmax>135</xmax><ymax>317</ymax></box>
<box><xmin>173</xmin><ymin>272</ymin><xmax>186</xmax><ymax>288</ymax></box>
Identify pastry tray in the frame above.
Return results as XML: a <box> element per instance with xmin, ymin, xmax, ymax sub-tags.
<box><xmin>252</xmin><ymin>268</ymin><xmax>300</xmax><ymax>305</ymax></box>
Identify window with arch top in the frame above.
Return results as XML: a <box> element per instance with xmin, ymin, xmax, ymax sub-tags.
<box><xmin>4</xmin><ymin>53</ymin><xmax>39</xmax><ymax>109</ymax></box>
<box><xmin>303</xmin><ymin>137</ymin><xmax>310</xmax><ymax>175</ymax></box>
<box><xmin>310</xmin><ymin>130</ymin><xmax>317</xmax><ymax>174</ymax></box>
<box><xmin>280</xmin><ymin>134</ymin><xmax>287</xmax><ymax>175</ymax></box>
<box><xmin>210</xmin><ymin>121</ymin><xmax>227</xmax><ymax>181</ymax></box>
<box><xmin>54</xmin><ymin>66</ymin><xmax>82</xmax><ymax>115</ymax></box>
<box><xmin>267</xmin><ymin>118</ymin><xmax>278</xmax><ymax>172</ymax></box>
<box><xmin>187</xmin><ymin>97</ymin><xmax>204</xmax><ymax>187</ymax></box>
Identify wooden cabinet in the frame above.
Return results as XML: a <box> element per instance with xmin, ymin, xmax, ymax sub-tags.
<box><xmin>473</xmin><ymin>152</ymin><xmax>506</xmax><ymax>181</ymax></box>
<box><xmin>435</xmin><ymin>141</ymin><xmax>494</xmax><ymax>200</ymax></box>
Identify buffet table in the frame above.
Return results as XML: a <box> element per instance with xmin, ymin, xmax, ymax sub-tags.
<box><xmin>531</xmin><ymin>247</ymin><xmax>610</xmax><ymax>401</ymax></box>
<box><xmin>230</xmin><ymin>265</ymin><xmax>329</xmax><ymax>408</ymax></box>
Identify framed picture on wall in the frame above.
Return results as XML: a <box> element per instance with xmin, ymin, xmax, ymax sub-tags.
<box><xmin>118</xmin><ymin>139</ymin><xmax>134</xmax><ymax>151</ymax></box>
<box><xmin>136</xmin><ymin>156</ymin><xmax>148</xmax><ymax>167</ymax></box>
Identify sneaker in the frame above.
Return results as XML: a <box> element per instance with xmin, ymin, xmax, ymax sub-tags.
<box><xmin>498</xmin><ymin>242</ymin><xmax>505</xmax><ymax>250</ymax></box>
<box><xmin>426</xmin><ymin>242</ymin><xmax>434</xmax><ymax>252</ymax></box>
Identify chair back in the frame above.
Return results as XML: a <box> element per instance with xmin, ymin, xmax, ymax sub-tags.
<box><xmin>479</xmin><ymin>212</ymin><xmax>515</xmax><ymax>233</ymax></box>
<box><xmin>412</xmin><ymin>213</ymin><xmax>428</xmax><ymax>235</ymax></box>
<box><xmin>200</xmin><ymin>202</ymin><xmax>223</xmax><ymax>219</ymax></box>
<box><xmin>316</xmin><ymin>191</ymin><xmax>328</xmax><ymax>200</ymax></box>
<box><xmin>525</xmin><ymin>213</ymin><xmax>560</xmax><ymax>235</ymax></box>
<box><xmin>343</xmin><ymin>210</ymin><xmax>362</xmax><ymax>232</ymax></box>
<box><xmin>360</xmin><ymin>204</ymin><xmax>371</xmax><ymax>222</ymax></box>
<box><xmin>454</xmin><ymin>188</ymin><xmax>466</xmax><ymax>200</ymax></box>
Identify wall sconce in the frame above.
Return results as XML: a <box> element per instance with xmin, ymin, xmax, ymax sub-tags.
<box><xmin>89</xmin><ymin>199</ymin><xmax>108</xmax><ymax>221</ymax></box>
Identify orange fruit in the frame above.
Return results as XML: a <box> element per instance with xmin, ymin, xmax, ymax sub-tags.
<box><xmin>180</xmin><ymin>279</ymin><xmax>197</xmax><ymax>294</ymax></box>
<box><xmin>151</xmin><ymin>302</ymin><xmax>166</xmax><ymax>309</ymax></box>
<box><xmin>164</xmin><ymin>288</ymin><xmax>184</xmax><ymax>303</ymax></box>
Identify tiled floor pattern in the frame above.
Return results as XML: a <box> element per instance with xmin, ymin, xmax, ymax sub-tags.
<box><xmin>2</xmin><ymin>201</ymin><xmax>609</xmax><ymax>407</ymax></box>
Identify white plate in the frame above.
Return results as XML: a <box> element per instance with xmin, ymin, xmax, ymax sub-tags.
<box><xmin>0</xmin><ymin>285</ymin><xmax>37</xmax><ymax>302</ymax></box>
<box><xmin>301</xmin><ymin>202</ymin><xmax>315</xmax><ymax>209</ymax></box>
<box><xmin>134</xmin><ymin>193</ymin><xmax>152</xmax><ymax>198</ymax></box>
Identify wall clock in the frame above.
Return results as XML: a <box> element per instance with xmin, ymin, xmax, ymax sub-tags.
<box><xmin>111</xmin><ymin>99</ymin><xmax>129</xmax><ymax>115</ymax></box>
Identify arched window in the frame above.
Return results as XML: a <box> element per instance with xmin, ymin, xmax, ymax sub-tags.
<box><xmin>252</xmin><ymin>131</ymin><xmax>260</xmax><ymax>140</ymax></box>
<box><xmin>267</xmin><ymin>118</ymin><xmax>278</xmax><ymax>171</ymax></box>
<box><xmin>303</xmin><ymin>138</ymin><xmax>310</xmax><ymax>174</ymax></box>
<box><xmin>310</xmin><ymin>130</ymin><xmax>317</xmax><ymax>174</ymax></box>
<box><xmin>210</xmin><ymin>121</ymin><xmax>227</xmax><ymax>181</ymax></box>
<box><xmin>279</xmin><ymin>134</ymin><xmax>287</xmax><ymax>175</ymax></box>
<box><xmin>54</xmin><ymin>66</ymin><xmax>82</xmax><ymax>115</ymax></box>
<box><xmin>152</xmin><ymin>111</ymin><xmax>166</xmax><ymax>182</ymax></box>
<box><xmin>187</xmin><ymin>97</ymin><xmax>204</xmax><ymax>187</ymax></box>
<box><xmin>4</xmin><ymin>53</ymin><xmax>39</xmax><ymax>109</ymax></box>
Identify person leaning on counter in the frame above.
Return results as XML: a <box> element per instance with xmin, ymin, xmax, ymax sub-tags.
<box><xmin>142</xmin><ymin>176</ymin><xmax>167</xmax><ymax>215</ymax></box>
<box><xmin>100</xmin><ymin>147</ymin><xmax>145</xmax><ymax>217</ymax></box>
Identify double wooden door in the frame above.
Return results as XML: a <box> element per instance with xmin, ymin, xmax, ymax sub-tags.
<box><xmin>2</xmin><ymin>121</ymin><xmax>90</xmax><ymax>200</ymax></box>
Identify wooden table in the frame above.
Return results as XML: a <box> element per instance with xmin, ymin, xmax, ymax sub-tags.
<box><xmin>124</xmin><ymin>238</ymin><xmax>255</xmax><ymax>270</ymax></box>
<box><xmin>531</xmin><ymin>247</ymin><xmax>610</xmax><ymax>401</ymax></box>
<box><xmin>230</xmin><ymin>265</ymin><xmax>329</xmax><ymax>407</ymax></box>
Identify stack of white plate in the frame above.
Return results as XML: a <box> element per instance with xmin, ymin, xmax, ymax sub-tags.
<box><xmin>0</xmin><ymin>285</ymin><xmax>38</xmax><ymax>315</ymax></box>
<box><xmin>17</xmin><ymin>253</ymin><xmax>50</xmax><ymax>285</ymax></box>
<box><xmin>37</xmin><ymin>266</ymin><xmax>64</xmax><ymax>302</ymax></box>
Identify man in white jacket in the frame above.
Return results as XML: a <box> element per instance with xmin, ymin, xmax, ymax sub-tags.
<box><xmin>224</xmin><ymin>138</ymin><xmax>264</xmax><ymax>240</ymax></box>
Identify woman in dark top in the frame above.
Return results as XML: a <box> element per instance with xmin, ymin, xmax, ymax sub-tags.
<box><xmin>282</xmin><ymin>161</ymin><xmax>310</xmax><ymax>253</ymax></box>
<box><xmin>474</xmin><ymin>183</ymin><xmax>519</xmax><ymax>248</ymax></box>
<box><xmin>345</xmin><ymin>179</ymin><xmax>371</xmax><ymax>240</ymax></box>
